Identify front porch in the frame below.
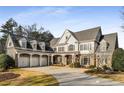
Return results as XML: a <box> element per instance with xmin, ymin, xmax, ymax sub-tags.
<box><xmin>51</xmin><ymin>52</ymin><xmax>95</xmax><ymax>67</ymax></box>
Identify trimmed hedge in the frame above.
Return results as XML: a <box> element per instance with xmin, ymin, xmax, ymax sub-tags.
<box><xmin>0</xmin><ymin>54</ymin><xmax>15</xmax><ymax>71</ymax></box>
<box><xmin>112</xmin><ymin>48</ymin><xmax>124</xmax><ymax>71</ymax></box>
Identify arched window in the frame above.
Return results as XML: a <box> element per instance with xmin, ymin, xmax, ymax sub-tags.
<box><xmin>68</xmin><ymin>44</ymin><xmax>75</xmax><ymax>51</ymax></box>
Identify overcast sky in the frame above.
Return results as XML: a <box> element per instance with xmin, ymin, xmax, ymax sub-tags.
<box><xmin>0</xmin><ymin>6</ymin><xmax>124</xmax><ymax>48</ymax></box>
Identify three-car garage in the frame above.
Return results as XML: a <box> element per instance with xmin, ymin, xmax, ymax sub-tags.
<box><xmin>18</xmin><ymin>54</ymin><xmax>48</xmax><ymax>67</ymax></box>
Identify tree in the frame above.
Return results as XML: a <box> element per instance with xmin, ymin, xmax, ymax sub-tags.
<box><xmin>23</xmin><ymin>24</ymin><xmax>54</xmax><ymax>45</ymax></box>
<box><xmin>0</xmin><ymin>18</ymin><xmax>18</xmax><ymax>52</ymax></box>
<box><xmin>23</xmin><ymin>24</ymin><xmax>44</xmax><ymax>38</ymax></box>
<box><xmin>0</xmin><ymin>54</ymin><xmax>15</xmax><ymax>71</ymax></box>
<box><xmin>15</xmin><ymin>25</ymin><xmax>27</xmax><ymax>36</ymax></box>
<box><xmin>112</xmin><ymin>48</ymin><xmax>124</xmax><ymax>71</ymax></box>
<box><xmin>0</xmin><ymin>19</ymin><xmax>54</xmax><ymax>52</ymax></box>
<box><xmin>0</xmin><ymin>18</ymin><xmax>18</xmax><ymax>35</ymax></box>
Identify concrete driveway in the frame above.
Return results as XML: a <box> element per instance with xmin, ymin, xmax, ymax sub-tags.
<box><xmin>23</xmin><ymin>66</ymin><xmax>124</xmax><ymax>86</ymax></box>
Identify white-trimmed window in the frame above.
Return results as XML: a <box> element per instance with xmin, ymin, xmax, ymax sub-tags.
<box><xmin>19</xmin><ymin>38</ymin><xmax>27</xmax><ymax>48</ymax></box>
<box><xmin>22</xmin><ymin>42</ymin><xmax>26</xmax><ymax>48</ymax></box>
<box><xmin>80</xmin><ymin>43</ymin><xmax>92</xmax><ymax>51</ymax></box>
<box><xmin>58</xmin><ymin>47</ymin><xmax>64</xmax><ymax>52</ymax></box>
<box><xmin>68</xmin><ymin>44</ymin><xmax>75</xmax><ymax>51</ymax></box>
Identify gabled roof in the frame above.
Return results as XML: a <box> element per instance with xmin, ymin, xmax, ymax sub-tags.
<box><xmin>50</xmin><ymin>26</ymin><xmax>101</xmax><ymax>46</ymax></box>
<box><xmin>9</xmin><ymin>34</ymin><xmax>45</xmax><ymax>50</ymax></box>
<box><xmin>50</xmin><ymin>38</ymin><xmax>60</xmax><ymax>47</ymax></box>
<box><xmin>74</xmin><ymin>26</ymin><xmax>101</xmax><ymax>41</ymax></box>
<box><xmin>96</xmin><ymin>33</ymin><xmax>118</xmax><ymax>53</ymax></box>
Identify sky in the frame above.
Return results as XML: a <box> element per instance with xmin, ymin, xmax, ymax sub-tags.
<box><xmin>0</xmin><ymin>6</ymin><xmax>124</xmax><ymax>48</ymax></box>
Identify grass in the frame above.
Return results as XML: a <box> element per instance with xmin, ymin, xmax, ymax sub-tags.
<box><xmin>85</xmin><ymin>69</ymin><xmax>124</xmax><ymax>83</ymax></box>
<box><xmin>0</xmin><ymin>68</ymin><xmax>59</xmax><ymax>86</ymax></box>
<box><xmin>96</xmin><ymin>72</ymin><xmax>124</xmax><ymax>83</ymax></box>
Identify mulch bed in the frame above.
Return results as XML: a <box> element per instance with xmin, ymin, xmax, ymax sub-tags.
<box><xmin>0</xmin><ymin>72</ymin><xmax>20</xmax><ymax>82</ymax></box>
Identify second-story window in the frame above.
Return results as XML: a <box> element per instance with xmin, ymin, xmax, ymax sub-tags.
<box><xmin>58</xmin><ymin>47</ymin><xmax>64</xmax><ymax>52</ymax></box>
<box><xmin>68</xmin><ymin>44</ymin><xmax>75</xmax><ymax>51</ymax></box>
<box><xmin>80</xmin><ymin>43</ymin><xmax>92</xmax><ymax>51</ymax></box>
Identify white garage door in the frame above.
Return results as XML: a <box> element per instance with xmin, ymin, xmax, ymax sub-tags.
<box><xmin>41</xmin><ymin>56</ymin><xmax>48</xmax><ymax>66</ymax></box>
<box><xmin>31</xmin><ymin>55</ymin><xmax>40</xmax><ymax>67</ymax></box>
<box><xmin>18</xmin><ymin>54</ymin><xmax>30</xmax><ymax>67</ymax></box>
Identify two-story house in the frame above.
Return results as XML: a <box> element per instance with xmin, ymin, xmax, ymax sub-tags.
<box><xmin>6</xmin><ymin>26</ymin><xmax>118</xmax><ymax>68</ymax></box>
<box><xmin>50</xmin><ymin>26</ymin><xmax>118</xmax><ymax>67</ymax></box>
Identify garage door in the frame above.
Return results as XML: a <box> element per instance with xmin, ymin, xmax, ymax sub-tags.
<box><xmin>18</xmin><ymin>54</ymin><xmax>30</xmax><ymax>67</ymax></box>
<box><xmin>31</xmin><ymin>55</ymin><xmax>40</xmax><ymax>67</ymax></box>
<box><xmin>41</xmin><ymin>56</ymin><xmax>48</xmax><ymax>66</ymax></box>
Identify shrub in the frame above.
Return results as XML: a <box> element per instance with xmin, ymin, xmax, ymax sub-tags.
<box><xmin>88</xmin><ymin>65</ymin><xmax>96</xmax><ymax>69</ymax></box>
<box><xmin>112</xmin><ymin>48</ymin><xmax>124</xmax><ymax>71</ymax></box>
<box><xmin>0</xmin><ymin>54</ymin><xmax>15</xmax><ymax>71</ymax></box>
<box><xmin>69</xmin><ymin>62</ymin><xmax>81</xmax><ymax>68</ymax></box>
<box><xmin>102</xmin><ymin>65</ymin><xmax>111</xmax><ymax>70</ymax></box>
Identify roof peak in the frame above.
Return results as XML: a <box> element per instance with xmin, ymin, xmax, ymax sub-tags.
<box><xmin>103</xmin><ymin>32</ymin><xmax>117</xmax><ymax>36</ymax></box>
<box><xmin>75</xmin><ymin>26</ymin><xmax>101</xmax><ymax>33</ymax></box>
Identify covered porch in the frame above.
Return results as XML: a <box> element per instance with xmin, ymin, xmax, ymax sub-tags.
<box><xmin>51</xmin><ymin>52</ymin><xmax>80</xmax><ymax>65</ymax></box>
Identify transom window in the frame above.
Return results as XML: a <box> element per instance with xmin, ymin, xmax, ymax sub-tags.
<box><xmin>68</xmin><ymin>44</ymin><xmax>75</xmax><ymax>51</ymax></box>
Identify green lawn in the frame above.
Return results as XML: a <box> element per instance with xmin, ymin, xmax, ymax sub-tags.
<box><xmin>0</xmin><ymin>69</ymin><xmax>59</xmax><ymax>86</ymax></box>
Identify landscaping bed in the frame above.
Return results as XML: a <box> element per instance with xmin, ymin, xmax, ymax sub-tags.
<box><xmin>0</xmin><ymin>69</ymin><xmax>59</xmax><ymax>86</ymax></box>
<box><xmin>85</xmin><ymin>69</ymin><xmax>124</xmax><ymax>83</ymax></box>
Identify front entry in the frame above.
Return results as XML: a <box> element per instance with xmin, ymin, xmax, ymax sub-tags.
<box><xmin>81</xmin><ymin>56</ymin><xmax>90</xmax><ymax>66</ymax></box>
<box><xmin>65</xmin><ymin>55</ymin><xmax>72</xmax><ymax>65</ymax></box>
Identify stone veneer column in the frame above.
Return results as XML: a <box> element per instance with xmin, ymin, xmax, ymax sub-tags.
<box><xmin>17</xmin><ymin>53</ymin><xmax>20</xmax><ymax>67</ymax></box>
<box><xmin>48</xmin><ymin>55</ymin><xmax>50</xmax><ymax>66</ymax></box>
<box><xmin>51</xmin><ymin>55</ymin><xmax>54</xmax><ymax>65</ymax></box>
<box><xmin>62</xmin><ymin>55</ymin><xmax>66</xmax><ymax>65</ymax></box>
<box><xmin>79</xmin><ymin>55</ymin><xmax>82</xmax><ymax>66</ymax></box>
<box><xmin>72</xmin><ymin>54</ymin><xmax>75</xmax><ymax>63</ymax></box>
<box><xmin>40</xmin><ymin>55</ymin><xmax>42</xmax><ymax>66</ymax></box>
<box><xmin>29</xmin><ymin>54</ymin><xmax>32</xmax><ymax>67</ymax></box>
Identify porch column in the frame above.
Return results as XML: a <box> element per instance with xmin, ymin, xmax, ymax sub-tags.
<box><xmin>51</xmin><ymin>55</ymin><xmax>54</xmax><ymax>65</ymax></box>
<box><xmin>40</xmin><ymin>55</ymin><xmax>42</xmax><ymax>66</ymax></box>
<box><xmin>62</xmin><ymin>55</ymin><xmax>66</xmax><ymax>65</ymax></box>
<box><xmin>17</xmin><ymin>53</ymin><xmax>20</xmax><ymax>67</ymax></box>
<box><xmin>79</xmin><ymin>55</ymin><xmax>82</xmax><ymax>66</ymax></box>
<box><xmin>48</xmin><ymin>55</ymin><xmax>50</xmax><ymax>66</ymax></box>
<box><xmin>29</xmin><ymin>54</ymin><xmax>32</xmax><ymax>67</ymax></box>
<box><xmin>72</xmin><ymin>54</ymin><xmax>75</xmax><ymax>63</ymax></box>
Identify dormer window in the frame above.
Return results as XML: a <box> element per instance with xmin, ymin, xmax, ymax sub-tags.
<box><xmin>39</xmin><ymin>42</ymin><xmax>45</xmax><ymax>51</ymax></box>
<box><xmin>30</xmin><ymin>40</ymin><xmax>37</xmax><ymax>50</ymax></box>
<box><xmin>22</xmin><ymin>42</ymin><xmax>26</xmax><ymax>48</ymax></box>
<box><xmin>19</xmin><ymin>38</ymin><xmax>27</xmax><ymax>48</ymax></box>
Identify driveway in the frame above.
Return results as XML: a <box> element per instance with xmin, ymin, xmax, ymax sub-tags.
<box><xmin>23</xmin><ymin>66</ymin><xmax>124</xmax><ymax>86</ymax></box>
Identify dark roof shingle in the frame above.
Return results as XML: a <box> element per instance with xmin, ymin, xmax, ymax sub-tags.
<box><xmin>96</xmin><ymin>33</ymin><xmax>118</xmax><ymax>53</ymax></box>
